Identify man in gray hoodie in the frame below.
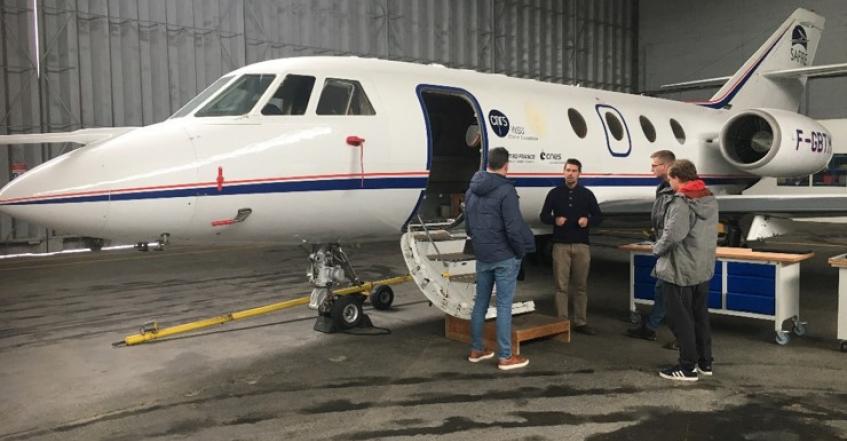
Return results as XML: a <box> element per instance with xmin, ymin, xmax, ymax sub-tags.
<box><xmin>464</xmin><ymin>147</ymin><xmax>536</xmax><ymax>371</ymax></box>
<box><xmin>652</xmin><ymin>159</ymin><xmax>718</xmax><ymax>382</ymax></box>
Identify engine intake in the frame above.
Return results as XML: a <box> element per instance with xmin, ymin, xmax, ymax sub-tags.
<box><xmin>719</xmin><ymin>108</ymin><xmax>832</xmax><ymax>177</ymax></box>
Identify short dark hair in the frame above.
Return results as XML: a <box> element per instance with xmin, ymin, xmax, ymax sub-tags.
<box><xmin>650</xmin><ymin>150</ymin><xmax>676</xmax><ymax>164</ymax></box>
<box><xmin>488</xmin><ymin>147</ymin><xmax>509</xmax><ymax>170</ymax></box>
<box><xmin>565</xmin><ymin>158</ymin><xmax>582</xmax><ymax>172</ymax></box>
<box><xmin>667</xmin><ymin>159</ymin><xmax>698</xmax><ymax>182</ymax></box>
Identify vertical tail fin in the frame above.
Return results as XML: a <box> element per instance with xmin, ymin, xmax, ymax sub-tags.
<box><xmin>697</xmin><ymin>8</ymin><xmax>824</xmax><ymax>111</ymax></box>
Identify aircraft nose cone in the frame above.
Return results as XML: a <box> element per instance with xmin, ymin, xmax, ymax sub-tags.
<box><xmin>0</xmin><ymin>152</ymin><xmax>109</xmax><ymax>237</ymax></box>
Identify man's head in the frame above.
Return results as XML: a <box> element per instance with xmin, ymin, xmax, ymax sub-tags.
<box><xmin>650</xmin><ymin>150</ymin><xmax>676</xmax><ymax>181</ymax></box>
<box><xmin>667</xmin><ymin>159</ymin><xmax>698</xmax><ymax>191</ymax></box>
<box><xmin>563</xmin><ymin>158</ymin><xmax>582</xmax><ymax>187</ymax></box>
<box><xmin>487</xmin><ymin>147</ymin><xmax>510</xmax><ymax>175</ymax></box>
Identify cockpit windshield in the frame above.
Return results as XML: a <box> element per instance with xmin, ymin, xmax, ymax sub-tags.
<box><xmin>195</xmin><ymin>74</ymin><xmax>276</xmax><ymax>117</ymax></box>
<box><xmin>169</xmin><ymin>75</ymin><xmax>235</xmax><ymax>118</ymax></box>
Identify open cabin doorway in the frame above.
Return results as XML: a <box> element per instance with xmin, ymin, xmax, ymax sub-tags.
<box><xmin>414</xmin><ymin>88</ymin><xmax>485</xmax><ymax>224</ymax></box>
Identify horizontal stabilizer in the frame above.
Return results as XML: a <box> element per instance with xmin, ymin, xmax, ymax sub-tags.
<box><xmin>763</xmin><ymin>62</ymin><xmax>847</xmax><ymax>79</ymax></box>
<box><xmin>660</xmin><ymin>76</ymin><xmax>731</xmax><ymax>92</ymax></box>
<box><xmin>660</xmin><ymin>62</ymin><xmax>847</xmax><ymax>92</ymax></box>
<box><xmin>0</xmin><ymin>127</ymin><xmax>138</xmax><ymax>146</ymax></box>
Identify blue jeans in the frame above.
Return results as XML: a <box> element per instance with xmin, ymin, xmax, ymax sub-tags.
<box><xmin>471</xmin><ymin>257</ymin><xmax>521</xmax><ymax>359</ymax></box>
<box><xmin>646</xmin><ymin>279</ymin><xmax>666</xmax><ymax>331</ymax></box>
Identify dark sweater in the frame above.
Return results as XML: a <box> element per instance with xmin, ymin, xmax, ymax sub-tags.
<box><xmin>539</xmin><ymin>182</ymin><xmax>603</xmax><ymax>244</ymax></box>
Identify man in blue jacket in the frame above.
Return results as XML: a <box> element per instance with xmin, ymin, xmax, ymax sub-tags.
<box><xmin>465</xmin><ymin>147</ymin><xmax>536</xmax><ymax>371</ymax></box>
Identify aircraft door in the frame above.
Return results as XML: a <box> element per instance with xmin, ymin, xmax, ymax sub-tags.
<box><xmin>413</xmin><ymin>87</ymin><xmax>486</xmax><ymax>223</ymax></box>
<box><xmin>595</xmin><ymin>104</ymin><xmax>632</xmax><ymax>157</ymax></box>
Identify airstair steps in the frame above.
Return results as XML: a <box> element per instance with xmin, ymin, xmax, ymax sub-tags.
<box><xmin>426</xmin><ymin>252</ymin><xmax>475</xmax><ymax>262</ymax></box>
<box><xmin>401</xmin><ymin>228</ymin><xmax>535</xmax><ymax>320</ymax></box>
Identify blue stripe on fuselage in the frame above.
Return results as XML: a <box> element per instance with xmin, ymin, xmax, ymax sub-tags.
<box><xmin>1</xmin><ymin>176</ymin><xmax>755</xmax><ymax>206</ymax></box>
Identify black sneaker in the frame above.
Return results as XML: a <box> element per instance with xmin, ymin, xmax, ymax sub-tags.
<box><xmin>626</xmin><ymin>325</ymin><xmax>657</xmax><ymax>341</ymax></box>
<box><xmin>696</xmin><ymin>364</ymin><xmax>713</xmax><ymax>376</ymax></box>
<box><xmin>659</xmin><ymin>365</ymin><xmax>698</xmax><ymax>382</ymax></box>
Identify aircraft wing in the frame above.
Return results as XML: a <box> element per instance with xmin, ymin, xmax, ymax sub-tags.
<box><xmin>601</xmin><ymin>194</ymin><xmax>847</xmax><ymax>217</ymax></box>
<box><xmin>0</xmin><ymin>127</ymin><xmax>138</xmax><ymax>146</ymax></box>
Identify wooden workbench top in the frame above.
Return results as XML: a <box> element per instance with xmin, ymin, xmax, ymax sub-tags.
<box><xmin>829</xmin><ymin>253</ymin><xmax>847</xmax><ymax>268</ymax></box>
<box><xmin>619</xmin><ymin>243</ymin><xmax>815</xmax><ymax>264</ymax></box>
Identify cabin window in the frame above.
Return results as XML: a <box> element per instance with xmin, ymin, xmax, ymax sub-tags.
<box><xmin>170</xmin><ymin>75</ymin><xmax>234</xmax><ymax>118</ymax></box>
<box><xmin>670</xmin><ymin>119</ymin><xmax>686</xmax><ymax>144</ymax></box>
<box><xmin>262</xmin><ymin>74</ymin><xmax>316</xmax><ymax>116</ymax></box>
<box><xmin>568</xmin><ymin>108</ymin><xmax>587</xmax><ymax>138</ymax></box>
<box><xmin>195</xmin><ymin>74</ymin><xmax>276</xmax><ymax>117</ymax></box>
<box><xmin>605</xmin><ymin>111</ymin><xmax>624</xmax><ymax>141</ymax></box>
<box><xmin>316</xmin><ymin>78</ymin><xmax>375</xmax><ymax>115</ymax></box>
<box><xmin>813</xmin><ymin>153</ymin><xmax>847</xmax><ymax>187</ymax></box>
<box><xmin>639</xmin><ymin>115</ymin><xmax>656</xmax><ymax>142</ymax></box>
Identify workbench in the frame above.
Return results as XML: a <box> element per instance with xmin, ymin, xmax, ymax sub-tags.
<box><xmin>828</xmin><ymin>253</ymin><xmax>847</xmax><ymax>352</ymax></box>
<box><xmin>620</xmin><ymin>243</ymin><xmax>815</xmax><ymax>345</ymax></box>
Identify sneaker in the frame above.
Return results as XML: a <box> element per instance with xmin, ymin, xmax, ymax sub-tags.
<box><xmin>696</xmin><ymin>364</ymin><xmax>713</xmax><ymax>376</ymax></box>
<box><xmin>467</xmin><ymin>349</ymin><xmax>495</xmax><ymax>363</ymax></box>
<box><xmin>573</xmin><ymin>325</ymin><xmax>597</xmax><ymax>335</ymax></box>
<box><xmin>659</xmin><ymin>365</ymin><xmax>698</xmax><ymax>382</ymax></box>
<box><xmin>662</xmin><ymin>339</ymin><xmax>679</xmax><ymax>350</ymax></box>
<box><xmin>626</xmin><ymin>325</ymin><xmax>657</xmax><ymax>341</ymax></box>
<box><xmin>498</xmin><ymin>355</ymin><xmax>529</xmax><ymax>371</ymax></box>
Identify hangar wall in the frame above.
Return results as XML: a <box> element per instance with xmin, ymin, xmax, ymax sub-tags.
<box><xmin>0</xmin><ymin>0</ymin><xmax>638</xmax><ymax>250</ymax></box>
<box><xmin>639</xmin><ymin>0</ymin><xmax>847</xmax><ymax>119</ymax></box>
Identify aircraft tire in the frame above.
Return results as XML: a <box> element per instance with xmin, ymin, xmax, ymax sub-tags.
<box><xmin>370</xmin><ymin>285</ymin><xmax>394</xmax><ymax>310</ymax></box>
<box><xmin>332</xmin><ymin>295</ymin><xmax>363</xmax><ymax>329</ymax></box>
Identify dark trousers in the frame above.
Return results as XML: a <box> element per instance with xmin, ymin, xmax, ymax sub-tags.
<box><xmin>663</xmin><ymin>281</ymin><xmax>712</xmax><ymax>370</ymax></box>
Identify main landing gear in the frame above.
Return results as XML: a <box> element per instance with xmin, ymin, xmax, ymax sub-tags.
<box><xmin>307</xmin><ymin>243</ymin><xmax>395</xmax><ymax>333</ymax></box>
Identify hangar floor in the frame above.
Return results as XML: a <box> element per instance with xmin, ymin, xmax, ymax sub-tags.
<box><xmin>1</xmin><ymin>237</ymin><xmax>846</xmax><ymax>440</ymax></box>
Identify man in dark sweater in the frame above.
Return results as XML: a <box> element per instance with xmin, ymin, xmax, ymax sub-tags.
<box><xmin>539</xmin><ymin>158</ymin><xmax>603</xmax><ymax>335</ymax></box>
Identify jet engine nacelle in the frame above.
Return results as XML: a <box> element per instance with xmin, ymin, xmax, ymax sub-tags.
<box><xmin>719</xmin><ymin>108</ymin><xmax>833</xmax><ymax>177</ymax></box>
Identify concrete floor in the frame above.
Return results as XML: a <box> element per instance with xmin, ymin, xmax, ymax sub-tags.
<box><xmin>1</xmin><ymin>236</ymin><xmax>846</xmax><ymax>440</ymax></box>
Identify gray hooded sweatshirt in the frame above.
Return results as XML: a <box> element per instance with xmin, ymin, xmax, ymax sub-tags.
<box><xmin>652</xmin><ymin>184</ymin><xmax>719</xmax><ymax>286</ymax></box>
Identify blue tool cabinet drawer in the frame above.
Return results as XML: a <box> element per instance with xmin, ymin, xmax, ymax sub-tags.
<box><xmin>726</xmin><ymin>293</ymin><xmax>775</xmax><ymax>315</ymax></box>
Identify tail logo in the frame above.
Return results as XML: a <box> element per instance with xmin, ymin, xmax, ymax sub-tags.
<box><xmin>790</xmin><ymin>25</ymin><xmax>808</xmax><ymax>65</ymax></box>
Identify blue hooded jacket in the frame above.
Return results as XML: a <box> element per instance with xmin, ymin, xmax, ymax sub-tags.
<box><xmin>464</xmin><ymin>171</ymin><xmax>536</xmax><ymax>263</ymax></box>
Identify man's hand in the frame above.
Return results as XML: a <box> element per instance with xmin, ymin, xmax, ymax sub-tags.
<box><xmin>578</xmin><ymin>216</ymin><xmax>589</xmax><ymax>228</ymax></box>
<box><xmin>555</xmin><ymin>216</ymin><xmax>566</xmax><ymax>226</ymax></box>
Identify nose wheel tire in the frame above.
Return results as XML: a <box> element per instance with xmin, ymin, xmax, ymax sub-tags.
<box><xmin>775</xmin><ymin>331</ymin><xmax>791</xmax><ymax>346</ymax></box>
<box><xmin>370</xmin><ymin>285</ymin><xmax>395</xmax><ymax>310</ymax></box>
<box><xmin>331</xmin><ymin>295</ymin><xmax>363</xmax><ymax>329</ymax></box>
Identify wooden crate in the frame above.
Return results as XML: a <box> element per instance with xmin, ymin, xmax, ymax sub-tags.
<box><xmin>444</xmin><ymin>313</ymin><xmax>570</xmax><ymax>355</ymax></box>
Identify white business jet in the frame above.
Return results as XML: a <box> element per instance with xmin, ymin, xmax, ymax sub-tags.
<box><xmin>1</xmin><ymin>8</ymin><xmax>845</xmax><ymax>327</ymax></box>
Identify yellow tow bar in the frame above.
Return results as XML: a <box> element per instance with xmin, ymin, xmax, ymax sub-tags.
<box><xmin>121</xmin><ymin>275</ymin><xmax>412</xmax><ymax>346</ymax></box>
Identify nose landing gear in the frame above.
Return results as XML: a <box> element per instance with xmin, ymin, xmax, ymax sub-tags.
<box><xmin>307</xmin><ymin>243</ymin><xmax>376</xmax><ymax>333</ymax></box>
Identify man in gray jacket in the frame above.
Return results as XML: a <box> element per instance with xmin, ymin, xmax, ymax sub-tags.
<box><xmin>652</xmin><ymin>159</ymin><xmax>718</xmax><ymax>382</ymax></box>
<box><xmin>628</xmin><ymin>150</ymin><xmax>675</xmax><ymax>342</ymax></box>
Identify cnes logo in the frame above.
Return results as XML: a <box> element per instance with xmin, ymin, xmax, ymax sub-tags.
<box><xmin>488</xmin><ymin>110</ymin><xmax>510</xmax><ymax>137</ymax></box>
